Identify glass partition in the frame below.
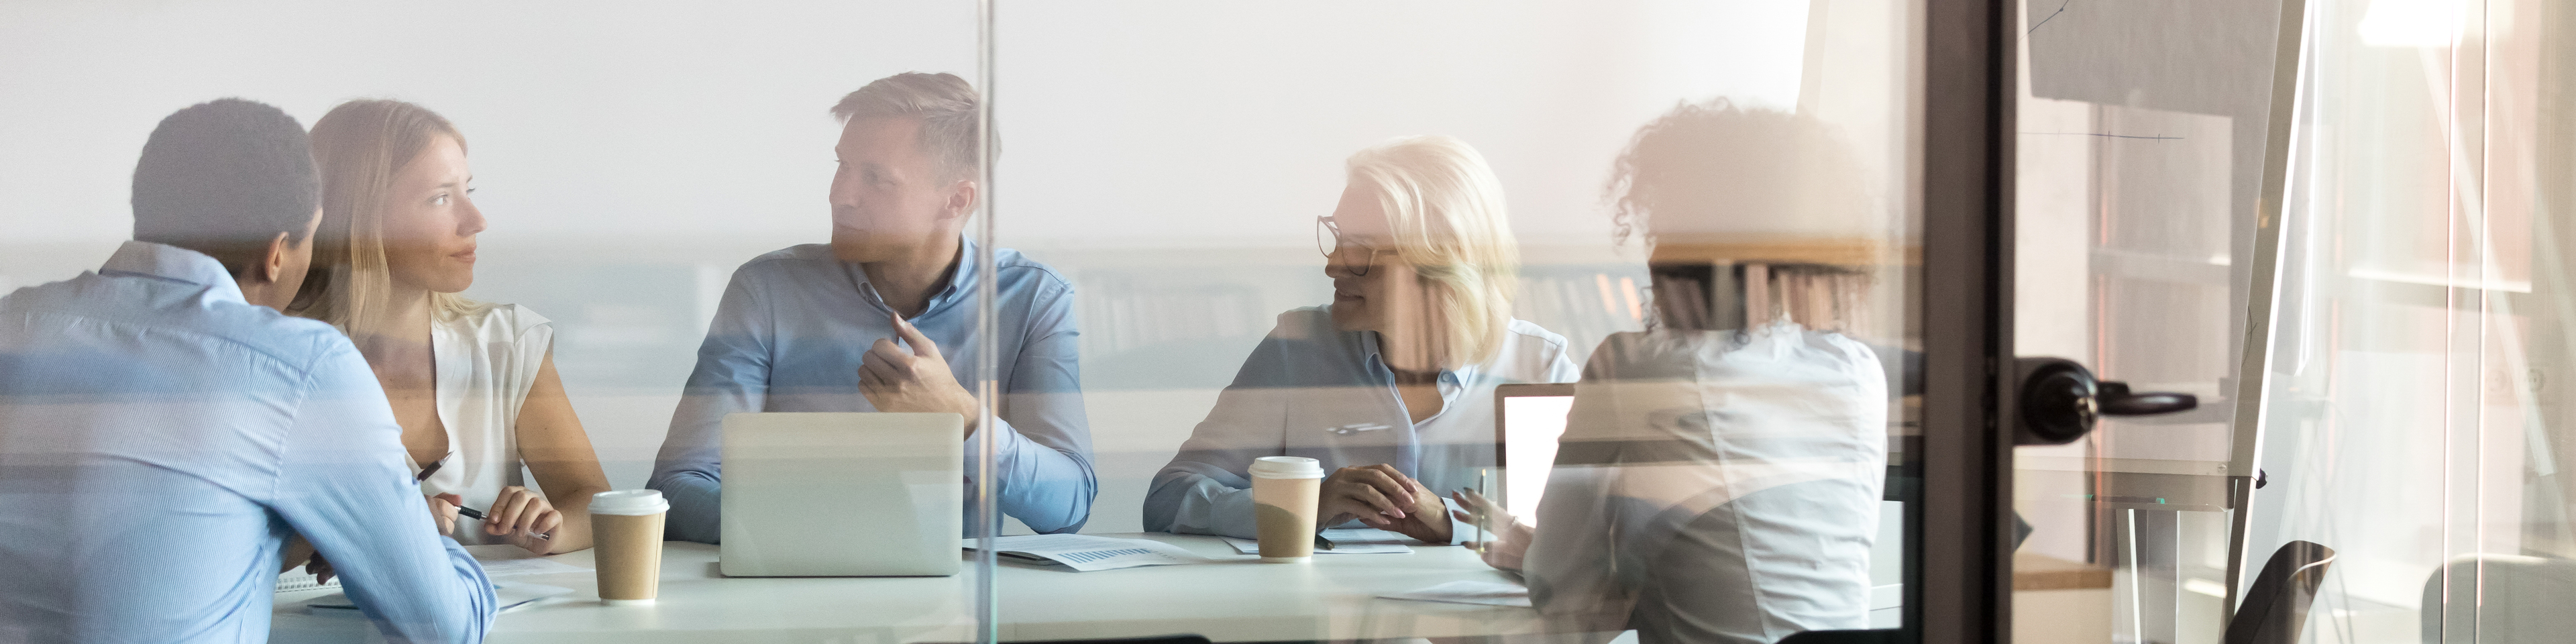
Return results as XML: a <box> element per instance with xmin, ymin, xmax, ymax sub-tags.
<box><xmin>2008</xmin><ymin>0</ymin><xmax>2302</xmax><ymax>641</ymax></box>
<box><xmin>2010</xmin><ymin>0</ymin><xmax>2576</xmax><ymax>642</ymax></box>
<box><xmin>0</xmin><ymin>2</ymin><xmax>994</xmax><ymax>642</ymax></box>
<box><xmin>983</xmin><ymin>2</ymin><xmax>1924</xmax><ymax>643</ymax></box>
<box><xmin>2243</xmin><ymin>0</ymin><xmax>2576</xmax><ymax>641</ymax></box>
<box><xmin>0</xmin><ymin>2</ymin><xmax>1988</xmax><ymax>643</ymax></box>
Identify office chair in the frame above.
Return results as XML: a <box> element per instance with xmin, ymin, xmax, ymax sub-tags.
<box><xmin>2419</xmin><ymin>553</ymin><xmax>2576</xmax><ymax>643</ymax></box>
<box><xmin>2225</xmin><ymin>540</ymin><xmax>2334</xmax><ymax>644</ymax></box>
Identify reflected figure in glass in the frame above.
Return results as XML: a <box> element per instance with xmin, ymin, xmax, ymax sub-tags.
<box><xmin>1462</xmin><ymin>101</ymin><xmax>1890</xmax><ymax>644</ymax></box>
<box><xmin>1145</xmin><ymin>135</ymin><xmax>1580</xmax><ymax>544</ymax></box>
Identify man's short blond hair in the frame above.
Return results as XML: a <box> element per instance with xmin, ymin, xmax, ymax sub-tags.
<box><xmin>830</xmin><ymin>72</ymin><xmax>985</xmax><ymax>181</ymax></box>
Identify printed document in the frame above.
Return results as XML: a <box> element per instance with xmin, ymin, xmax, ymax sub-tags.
<box><xmin>1223</xmin><ymin>527</ymin><xmax>1415</xmax><ymax>555</ymax></box>
<box><xmin>964</xmin><ymin>534</ymin><xmax>1208</xmax><ymax>572</ymax></box>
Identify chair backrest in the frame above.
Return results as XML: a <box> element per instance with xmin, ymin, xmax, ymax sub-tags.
<box><xmin>2226</xmin><ymin>540</ymin><xmax>2334</xmax><ymax>644</ymax></box>
<box><xmin>2420</xmin><ymin>553</ymin><xmax>2576</xmax><ymax>643</ymax></box>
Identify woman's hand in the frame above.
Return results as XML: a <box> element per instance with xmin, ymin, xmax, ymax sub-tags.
<box><xmin>1318</xmin><ymin>464</ymin><xmax>1452</xmax><ymax>543</ymax></box>
<box><xmin>484</xmin><ymin>486</ymin><xmax>564</xmax><ymax>555</ymax></box>
<box><xmin>1318</xmin><ymin>464</ymin><xmax>1420</xmax><ymax>528</ymax></box>
<box><xmin>1451</xmin><ymin>489</ymin><xmax>1531</xmax><ymax>572</ymax></box>
<box><xmin>427</xmin><ymin>493</ymin><xmax>463</xmax><ymax>536</ymax></box>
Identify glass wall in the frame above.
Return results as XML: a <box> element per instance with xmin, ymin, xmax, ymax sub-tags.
<box><xmin>2008</xmin><ymin>0</ymin><xmax>2297</xmax><ymax>636</ymax></box>
<box><xmin>0</xmin><ymin>1</ymin><xmax>996</xmax><ymax>642</ymax></box>
<box><xmin>2010</xmin><ymin>0</ymin><xmax>2576</xmax><ymax>642</ymax></box>
<box><xmin>0</xmin><ymin>2</ymin><xmax>1941</xmax><ymax>643</ymax></box>
<box><xmin>2244</xmin><ymin>0</ymin><xmax>2576</xmax><ymax>641</ymax></box>
<box><xmin>980</xmin><ymin>1</ymin><xmax>1924</xmax><ymax>643</ymax></box>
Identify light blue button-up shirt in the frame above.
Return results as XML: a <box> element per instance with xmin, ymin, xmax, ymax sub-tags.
<box><xmin>0</xmin><ymin>241</ymin><xmax>495</xmax><ymax>644</ymax></box>
<box><xmin>1144</xmin><ymin>306</ymin><xmax>1580</xmax><ymax>540</ymax></box>
<box><xmin>649</xmin><ymin>239</ymin><xmax>1095</xmax><ymax>541</ymax></box>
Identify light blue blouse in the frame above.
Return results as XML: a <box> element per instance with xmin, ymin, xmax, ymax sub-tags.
<box><xmin>1145</xmin><ymin>305</ymin><xmax>1580</xmax><ymax>539</ymax></box>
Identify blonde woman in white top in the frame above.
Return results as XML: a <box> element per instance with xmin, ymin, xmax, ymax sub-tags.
<box><xmin>293</xmin><ymin>99</ymin><xmax>609</xmax><ymax>555</ymax></box>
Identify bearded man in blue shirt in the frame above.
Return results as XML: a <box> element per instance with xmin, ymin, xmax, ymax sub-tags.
<box><xmin>0</xmin><ymin>99</ymin><xmax>495</xmax><ymax>643</ymax></box>
<box><xmin>649</xmin><ymin>72</ymin><xmax>1097</xmax><ymax>540</ymax></box>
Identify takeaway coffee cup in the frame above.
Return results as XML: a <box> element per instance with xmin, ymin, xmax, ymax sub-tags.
<box><xmin>590</xmin><ymin>490</ymin><xmax>668</xmax><ymax>604</ymax></box>
<box><xmin>1250</xmin><ymin>456</ymin><xmax>1326</xmax><ymax>563</ymax></box>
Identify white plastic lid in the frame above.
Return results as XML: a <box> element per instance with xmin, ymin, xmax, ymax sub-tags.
<box><xmin>1249</xmin><ymin>456</ymin><xmax>1325</xmax><ymax>478</ymax></box>
<box><xmin>590</xmin><ymin>490</ymin><xmax>669</xmax><ymax>516</ymax></box>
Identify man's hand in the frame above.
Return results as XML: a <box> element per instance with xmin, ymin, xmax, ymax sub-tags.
<box><xmin>280</xmin><ymin>535</ymin><xmax>316</xmax><ymax>574</ymax></box>
<box><xmin>1319</xmin><ymin>464</ymin><xmax>1451</xmax><ymax>543</ymax></box>
<box><xmin>1450</xmin><ymin>489</ymin><xmax>1529</xmax><ymax>572</ymax></box>
<box><xmin>307</xmin><ymin>553</ymin><xmax>337</xmax><ymax>586</ymax></box>
<box><xmin>427</xmin><ymin>493</ymin><xmax>463</xmax><ymax>537</ymax></box>
<box><xmin>281</xmin><ymin>535</ymin><xmax>337</xmax><ymax>584</ymax></box>
<box><xmin>859</xmin><ymin>312</ymin><xmax>982</xmax><ymax>437</ymax></box>
<box><xmin>484</xmin><ymin>486</ymin><xmax>564</xmax><ymax>555</ymax></box>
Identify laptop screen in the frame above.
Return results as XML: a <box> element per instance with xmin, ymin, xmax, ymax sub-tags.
<box><xmin>1493</xmin><ymin>383</ymin><xmax>1575</xmax><ymax>523</ymax></box>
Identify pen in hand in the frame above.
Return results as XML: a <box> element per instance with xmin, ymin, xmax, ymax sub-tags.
<box><xmin>453</xmin><ymin>506</ymin><xmax>551</xmax><ymax>541</ymax></box>
<box><xmin>416</xmin><ymin>454</ymin><xmax>552</xmax><ymax>541</ymax></box>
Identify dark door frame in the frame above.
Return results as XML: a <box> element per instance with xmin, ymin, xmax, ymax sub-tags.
<box><xmin>1913</xmin><ymin>0</ymin><xmax>2017</xmax><ymax>642</ymax></box>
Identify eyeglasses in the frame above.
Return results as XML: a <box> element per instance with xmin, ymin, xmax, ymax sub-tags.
<box><xmin>1316</xmin><ymin>216</ymin><xmax>1395</xmax><ymax>276</ymax></box>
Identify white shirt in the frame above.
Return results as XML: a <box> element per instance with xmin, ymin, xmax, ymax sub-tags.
<box><xmin>1525</xmin><ymin>323</ymin><xmax>1889</xmax><ymax>644</ymax></box>
<box><xmin>407</xmin><ymin>301</ymin><xmax>553</xmax><ymax>545</ymax></box>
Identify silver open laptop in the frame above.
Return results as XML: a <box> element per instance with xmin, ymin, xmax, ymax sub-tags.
<box><xmin>720</xmin><ymin>412</ymin><xmax>962</xmax><ymax>577</ymax></box>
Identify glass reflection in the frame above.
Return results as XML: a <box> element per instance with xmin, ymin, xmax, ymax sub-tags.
<box><xmin>0</xmin><ymin>2</ymin><xmax>1938</xmax><ymax>643</ymax></box>
<box><xmin>1474</xmin><ymin>101</ymin><xmax>1892</xmax><ymax>644</ymax></box>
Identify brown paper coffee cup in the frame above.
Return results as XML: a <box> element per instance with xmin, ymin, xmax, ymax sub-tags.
<box><xmin>1250</xmin><ymin>456</ymin><xmax>1325</xmax><ymax>563</ymax></box>
<box><xmin>591</xmin><ymin>490</ymin><xmax>668</xmax><ymax>604</ymax></box>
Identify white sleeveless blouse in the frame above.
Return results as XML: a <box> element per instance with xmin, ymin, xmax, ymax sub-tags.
<box><xmin>404</xmin><ymin>302</ymin><xmax>553</xmax><ymax>545</ymax></box>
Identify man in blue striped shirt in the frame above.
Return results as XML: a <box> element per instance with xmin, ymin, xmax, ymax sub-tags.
<box><xmin>650</xmin><ymin>72</ymin><xmax>1097</xmax><ymax>540</ymax></box>
<box><xmin>0</xmin><ymin>99</ymin><xmax>494</xmax><ymax>643</ymax></box>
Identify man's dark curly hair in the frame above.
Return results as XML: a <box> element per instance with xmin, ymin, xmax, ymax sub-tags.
<box><xmin>131</xmin><ymin>98</ymin><xmax>320</xmax><ymax>276</ymax></box>
<box><xmin>1603</xmin><ymin>98</ymin><xmax>1871</xmax><ymax>248</ymax></box>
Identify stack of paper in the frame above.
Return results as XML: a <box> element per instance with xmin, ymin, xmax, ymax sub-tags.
<box><xmin>964</xmin><ymin>534</ymin><xmax>1210</xmax><ymax>572</ymax></box>
<box><xmin>1222</xmin><ymin>527</ymin><xmax>1415</xmax><ymax>555</ymax></box>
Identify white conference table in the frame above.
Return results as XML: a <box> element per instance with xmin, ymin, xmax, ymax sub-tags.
<box><xmin>271</xmin><ymin>533</ymin><xmax>1544</xmax><ymax>643</ymax></box>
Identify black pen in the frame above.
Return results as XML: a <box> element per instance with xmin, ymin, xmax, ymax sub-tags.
<box><xmin>454</xmin><ymin>506</ymin><xmax>551</xmax><ymax>541</ymax></box>
<box><xmin>413</xmin><ymin>452</ymin><xmax>450</xmax><ymax>484</ymax></box>
<box><xmin>416</xmin><ymin>455</ymin><xmax>551</xmax><ymax>541</ymax></box>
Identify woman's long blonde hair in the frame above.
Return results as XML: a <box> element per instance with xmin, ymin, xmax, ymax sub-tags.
<box><xmin>1346</xmin><ymin>135</ymin><xmax>1521</xmax><ymax>369</ymax></box>
<box><xmin>290</xmin><ymin>99</ymin><xmax>478</xmax><ymax>335</ymax></box>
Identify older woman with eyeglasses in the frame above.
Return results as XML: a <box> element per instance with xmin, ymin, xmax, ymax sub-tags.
<box><xmin>1142</xmin><ymin>136</ymin><xmax>1579</xmax><ymax>545</ymax></box>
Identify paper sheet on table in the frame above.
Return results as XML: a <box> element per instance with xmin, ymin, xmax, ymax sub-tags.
<box><xmin>464</xmin><ymin>544</ymin><xmax>592</xmax><ymax>577</ymax></box>
<box><xmin>963</xmin><ymin>534</ymin><xmax>1208</xmax><ymax>572</ymax></box>
<box><xmin>1378</xmin><ymin>580</ymin><xmax>1532</xmax><ymax>607</ymax></box>
<box><xmin>307</xmin><ymin>582</ymin><xmax>574</xmax><ymax>614</ymax></box>
<box><xmin>1222</xmin><ymin>527</ymin><xmax>1415</xmax><ymax>554</ymax></box>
